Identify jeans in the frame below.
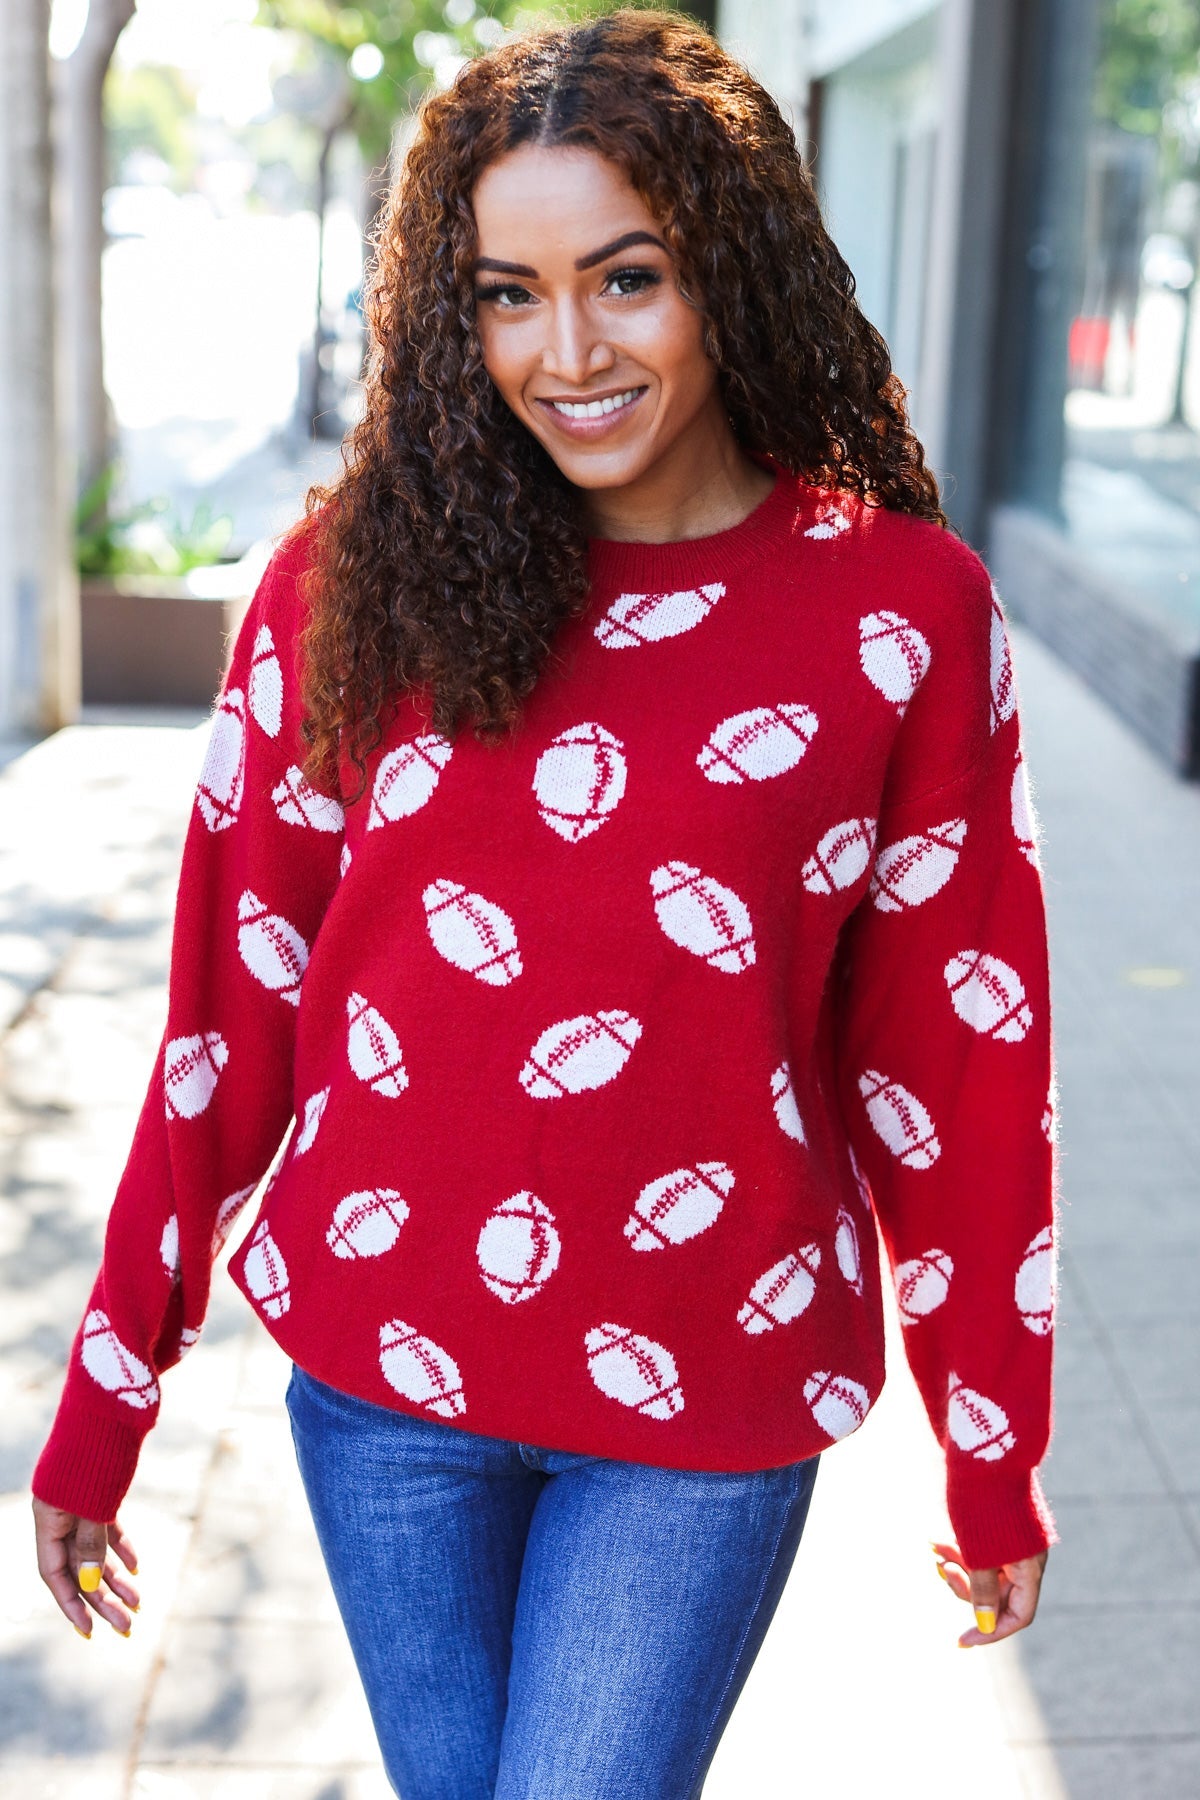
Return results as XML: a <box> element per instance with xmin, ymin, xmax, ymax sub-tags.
<box><xmin>285</xmin><ymin>1362</ymin><xmax>820</xmax><ymax>1799</ymax></box>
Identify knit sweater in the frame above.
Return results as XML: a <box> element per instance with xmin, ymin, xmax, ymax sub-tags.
<box><xmin>33</xmin><ymin>465</ymin><xmax>1059</xmax><ymax>1571</ymax></box>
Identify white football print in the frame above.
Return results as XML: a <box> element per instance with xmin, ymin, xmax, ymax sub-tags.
<box><xmin>164</xmin><ymin>1031</ymin><xmax>228</xmax><ymax>1120</ymax></box>
<box><xmin>584</xmin><ymin>1322</ymin><xmax>684</xmax><ymax>1419</ymax></box>
<box><xmin>1011</xmin><ymin>754</ymin><xmax>1039</xmax><ymax>866</ymax></box>
<box><xmin>237</xmin><ymin>889</ymin><xmax>309</xmax><ymax>1006</ymax></box>
<box><xmin>624</xmin><ymin>1161</ymin><xmax>734</xmax><ymax>1251</ymax></box>
<box><xmin>771</xmin><ymin>1062</ymin><xmax>805</xmax><ymax>1144</ymax></box>
<box><xmin>738</xmin><ymin>1244</ymin><xmax>821</xmax><ymax>1334</ymax></box>
<box><xmin>195</xmin><ymin>687</ymin><xmax>246</xmax><ymax>833</ymax></box>
<box><xmin>248</xmin><ymin>623</ymin><xmax>283</xmax><ymax>738</ymax></box>
<box><xmin>804</xmin><ymin>505</ymin><xmax>850</xmax><ymax>541</ymax></box>
<box><xmin>801</xmin><ymin>817</ymin><xmax>878</xmax><ymax>895</ymax></box>
<box><xmin>293</xmin><ymin>1086</ymin><xmax>330</xmax><ymax>1156</ymax></box>
<box><xmin>834</xmin><ymin>1206</ymin><xmax>863</xmax><ymax>1296</ymax></box>
<box><xmin>340</xmin><ymin>842</ymin><xmax>352</xmax><ymax>879</ymax></box>
<box><xmin>944</xmin><ymin>949</ymin><xmax>1033</xmax><ymax>1042</ymax></box>
<box><xmin>477</xmin><ymin>1190</ymin><xmax>561</xmax><ymax>1303</ymax></box>
<box><xmin>947</xmin><ymin>1371</ymin><xmax>1015</xmax><ymax>1460</ymax></box>
<box><xmin>804</xmin><ymin>1370</ymin><xmax>870</xmax><ymax>1439</ymax></box>
<box><xmin>989</xmin><ymin>586</ymin><xmax>1016</xmax><ymax>733</ymax></box>
<box><xmin>895</xmin><ymin>1248</ymin><xmax>954</xmax><ymax>1324</ymax></box>
<box><xmin>160</xmin><ymin>1214</ymin><xmax>180</xmax><ymax>1281</ymax></box>
<box><xmin>379</xmin><ymin>1318</ymin><xmax>466</xmax><ymax>1418</ymax></box>
<box><xmin>81</xmin><ymin>1309</ymin><xmax>159</xmax><ymax>1409</ymax></box>
<box><xmin>594</xmin><ymin>582</ymin><xmax>724</xmax><ymax>650</ymax></box>
<box><xmin>650</xmin><ymin>862</ymin><xmax>756</xmax><ymax>973</ymax></box>
<box><xmin>696</xmin><ymin>704</ymin><xmax>819</xmax><ymax>785</ymax></box>
<box><xmin>212</xmin><ymin>1182</ymin><xmax>256</xmax><ymax>1256</ymax></box>
<box><xmin>271</xmin><ymin>764</ymin><xmax>345</xmax><ymax>833</ymax></box>
<box><xmin>1015</xmin><ymin>1226</ymin><xmax>1056</xmax><ymax>1336</ymax></box>
<box><xmin>519</xmin><ymin>1009</ymin><xmax>641</xmax><ymax>1098</ymax></box>
<box><xmin>859</xmin><ymin>611</ymin><xmax>932</xmax><ymax>710</ymax></box>
<box><xmin>422</xmin><ymin>879</ymin><xmax>522</xmax><ymax>985</ymax></box>
<box><xmin>869</xmin><ymin>818</ymin><xmax>967</xmax><ymax>912</ymax></box>
<box><xmin>367</xmin><ymin>734</ymin><xmax>453</xmax><ymax>830</ymax></box>
<box><xmin>532</xmin><ymin>722</ymin><xmax>627</xmax><ymax>843</ymax></box>
<box><xmin>346</xmin><ymin>992</ymin><xmax>408</xmax><ymax>1097</ymax></box>
<box><xmin>858</xmin><ymin>1069</ymin><xmax>941</xmax><ymax>1169</ymax></box>
<box><xmin>243</xmin><ymin>1219</ymin><xmax>290</xmax><ymax>1319</ymax></box>
<box><xmin>326</xmin><ymin>1188</ymin><xmax>409</xmax><ymax>1260</ymax></box>
<box><xmin>179</xmin><ymin>1326</ymin><xmax>201</xmax><ymax>1355</ymax></box>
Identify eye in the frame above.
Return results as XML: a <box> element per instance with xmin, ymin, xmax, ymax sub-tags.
<box><xmin>474</xmin><ymin>282</ymin><xmax>536</xmax><ymax>309</ymax></box>
<box><xmin>603</xmin><ymin>266</ymin><xmax>662</xmax><ymax>297</ymax></box>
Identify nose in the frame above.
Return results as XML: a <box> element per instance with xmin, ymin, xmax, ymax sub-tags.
<box><xmin>542</xmin><ymin>297</ymin><xmax>615</xmax><ymax>387</ymax></box>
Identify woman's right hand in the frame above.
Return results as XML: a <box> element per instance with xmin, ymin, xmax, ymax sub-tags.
<box><xmin>32</xmin><ymin>1496</ymin><xmax>140</xmax><ymax>1638</ymax></box>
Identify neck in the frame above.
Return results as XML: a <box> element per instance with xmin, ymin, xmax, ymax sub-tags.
<box><xmin>580</xmin><ymin>404</ymin><xmax>775</xmax><ymax>544</ymax></box>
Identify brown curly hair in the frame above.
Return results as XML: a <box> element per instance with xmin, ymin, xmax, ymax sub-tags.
<box><xmin>298</xmin><ymin>7</ymin><xmax>947</xmax><ymax>795</ymax></box>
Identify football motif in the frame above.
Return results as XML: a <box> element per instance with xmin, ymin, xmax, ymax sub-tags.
<box><xmin>195</xmin><ymin>687</ymin><xmax>246</xmax><ymax>833</ymax></box>
<box><xmin>81</xmin><ymin>1309</ymin><xmax>159</xmax><ymax>1410</ymax></box>
<box><xmin>237</xmin><ymin>889</ymin><xmax>309</xmax><ymax>1006</ymax></box>
<box><xmin>947</xmin><ymin>1371</ymin><xmax>1016</xmax><ymax>1461</ymax></box>
<box><xmin>326</xmin><ymin>1188</ymin><xmax>409</xmax><ymax>1260</ymax></box>
<box><xmin>293</xmin><ymin>1086</ymin><xmax>330</xmax><ymax>1156</ymax></box>
<box><xmin>1011</xmin><ymin>754</ymin><xmax>1039</xmax><ymax>866</ymax></box>
<box><xmin>212</xmin><ymin>1183</ymin><xmax>256</xmax><ymax>1256</ymax></box>
<box><xmin>271</xmin><ymin>764</ymin><xmax>345</xmax><ymax>834</ymax></box>
<box><xmin>944</xmin><ymin>949</ymin><xmax>1033</xmax><ymax>1042</ymax></box>
<box><xmin>859</xmin><ymin>611</ymin><xmax>932</xmax><ymax>711</ymax></box>
<box><xmin>179</xmin><ymin>1326</ymin><xmax>201</xmax><ymax>1356</ymax></box>
<box><xmin>696</xmin><ymin>704</ymin><xmax>819</xmax><ymax>785</ymax></box>
<box><xmin>834</xmin><ymin>1207</ymin><xmax>863</xmax><ymax>1296</ymax></box>
<box><xmin>848</xmin><ymin>1144</ymin><xmax>872</xmax><ymax>1210</ymax></box>
<box><xmin>801</xmin><ymin>818</ymin><xmax>878</xmax><ymax>895</ymax></box>
<box><xmin>584</xmin><ymin>1322</ymin><xmax>684</xmax><ymax>1419</ymax></box>
<box><xmin>243</xmin><ymin>1219</ymin><xmax>290</xmax><ymax>1319</ymax></box>
<box><xmin>347</xmin><ymin>993</ymin><xmax>408</xmax><ymax>1097</ymax></box>
<box><xmin>989</xmin><ymin>587</ymin><xmax>1016</xmax><ymax>734</ymax></box>
<box><xmin>248</xmin><ymin>624</ymin><xmax>283</xmax><ymax>738</ymax></box>
<box><xmin>869</xmin><ymin>818</ymin><xmax>967</xmax><ymax>913</ymax></box>
<box><xmin>519</xmin><ymin>1010</ymin><xmax>642</xmax><ymax>1098</ymax></box>
<box><xmin>367</xmin><ymin>734</ymin><xmax>453</xmax><ymax>831</ymax></box>
<box><xmin>477</xmin><ymin>1190</ymin><xmax>561</xmax><ymax>1303</ymax></box>
<box><xmin>771</xmin><ymin>1062</ymin><xmax>805</xmax><ymax>1145</ymax></box>
<box><xmin>624</xmin><ymin>1161</ymin><xmax>735</xmax><ymax>1251</ymax></box>
<box><xmin>738</xmin><ymin>1244</ymin><xmax>821</xmax><ymax>1335</ymax></box>
<box><xmin>532</xmin><ymin>722</ymin><xmax>627</xmax><ymax>843</ymax></box>
<box><xmin>164</xmin><ymin>1031</ymin><xmax>228</xmax><ymax>1120</ymax></box>
<box><xmin>804</xmin><ymin>1371</ymin><xmax>870</xmax><ymax>1440</ymax></box>
<box><xmin>804</xmin><ymin>505</ymin><xmax>850</xmax><ymax>541</ymax></box>
<box><xmin>650</xmin><ymin>862</ymin><xmax>756</xmax><ymax>973</ymax></box>
<box><xmin>379</xmin><ymin>1318</ymin><xmax>466</xmax><ymax>1418</ymax></box>
<box><xmin>594</xmin><ymin>582</ymin><xmax>724</xmax><ymax>650</ymax></box>
<box><xmin>160</xmin><ymin>1214</ymin><xmax>180</xmax><ymax>1281</ymax></box>
<box><xmin>422</xmin><ymin>879</ymin><xmax>523</xmax><ymax>985</ymax></box>
<box><xmin>1015</xmin><ymin>1226</ymin><xmax>1056</xmax><ymax>1336</ymax></box>
<box><xmin>858</xmin><ymin>1069</ymin><xmax>941</xmax><ymax>1169</ymax></box>
<box><xmin>895</xmin><ymin>1248</ymin><xmax>954</xmax><ymax>1324</ymax></box>
<box><xmin>339</xmin><ymin>842</ymin><xmax>352</xmax><ymax>879</ymax></box>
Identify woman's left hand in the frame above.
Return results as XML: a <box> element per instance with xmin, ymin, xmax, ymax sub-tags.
<box><xmin>931</xmin><ymin>1539</ymin><xmax>1049</xmax><ymax>1647</ymax></box>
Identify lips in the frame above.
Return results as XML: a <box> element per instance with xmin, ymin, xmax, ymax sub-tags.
<box><xmin>533</xmin><ymin>384</ymin><xmax>649</xmax><ymax>438</ymax></box>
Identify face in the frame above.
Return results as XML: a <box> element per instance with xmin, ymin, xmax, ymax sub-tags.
<box><xmin>471</xmin><ymin>143</ymin><xmax>726</xmax><ymax>498</ymax></box>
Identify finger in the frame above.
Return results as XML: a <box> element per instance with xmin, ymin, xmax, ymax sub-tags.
<box><xmin>968</xmin><ymin>1566</ymin><xmax>1002</xmax><ymax>1638</ymax></box>
<box><xmin>96</xmin><ymin>1557</ymin><xmax>141</xmax><ymax>1612</ymax></box>
<box><xmin>107</xmin><ymin>1519</ymin><xmax>140</xmax><ymax>1577</ymax></box>
<box><xmin>930</xmin><ymin>1541</ymin><xmax>971</xmax><ymax>1602</ymax></box>
<box><xmin>33</xmin><ymin>1506</ymin><xmax>95</xmax><ymax>1637</ymax></box>
<box><xmin>959</xmin><ymin>1558</ymin><xmax>1044</xmax><ymax>1647</ymax></box>
<box><xmin>73</xmin><ymin>1518</ymin><xmax>109</xmax><ymax>1595</ymax></box>
<box><xmin>42</xmin><ymin>1564</ymin><xmax>97</xmax><ymax>1637</ymax></box>
<box><xmin>82</xmin><ymin>1582</ymin><xmax>134</xmax><ymax>1637</ymax></box>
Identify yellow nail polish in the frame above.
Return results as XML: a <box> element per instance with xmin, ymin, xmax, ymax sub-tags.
<box><xmin>74</xmin><ymin>1625</ymin><xmax>91</xmax><ymax>1639</ymax></box>
<box><xmin>78</xmin><ymin>1563</ymin><xmax>102</xmax><ymax>1593</ymax></box>
<box><xmin>130</xmin><ymin>1603</ymin><xmax>141</xmax><ymax>1614</ymax></box>
<box><xmin>118</xmin><ymin>1627</ymin><xmax>132</xmax><ymax>1638</ymax></box>
<box><xmin>128</xmin><ymin>1564</ymin><xmax>139</xmax><ymax>1576</ymax></box>
<box><xmin>975</xmin><ymin>1607</ymin><xmax>997</xmax><ymax>1634</ymax></box>
<box><xmin>935</xmin><ymin>1560</ymin><xmax>948</xmax><ymax>1581</ymax></box>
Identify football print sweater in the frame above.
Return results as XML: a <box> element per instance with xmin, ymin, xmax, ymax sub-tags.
<box><xmin>33</xmin><ymin>466</ymin><xmax>1059</xmax><ymax>1571</ymax></box>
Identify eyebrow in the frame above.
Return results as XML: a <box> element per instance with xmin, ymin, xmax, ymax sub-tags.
<box><xmin>473</xmin><ymin>230</ymin><xmax>669</xmax><ymax>279</ymax></box>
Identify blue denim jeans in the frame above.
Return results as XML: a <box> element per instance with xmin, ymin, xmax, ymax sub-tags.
<box><xmin>285</xmin><ymin>1363</ymin><xmax>820</xmax><ymax>1799</ymax></box>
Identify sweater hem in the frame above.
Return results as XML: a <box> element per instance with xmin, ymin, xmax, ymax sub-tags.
<box><xmin>31</xmin><ymin>1390</ymin><xmax>148</xmax><ymax>1524</ymax></box>
<box><xmin>946</xmin><ymin>1463</ymin><xmax>1059</xmax><ymax>1570</ymax></box>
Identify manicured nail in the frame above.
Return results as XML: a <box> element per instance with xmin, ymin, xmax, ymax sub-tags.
<box><xmin>128</xmin><ymin>1563</ymin><xmax>139</xmax><ymax>1576</ymax></box>
<box><xmin>118</xmin><ymin>1627</ymin><xmax>132</xmax><ymax>1638</ymax></box>
<box><xmin>74</xmin><ymin>1624</ymin><xmax>91</xmax><ymax>1639</ymax></box>
<box><xmin>935</xmin><ymin>1559</ymin><xmax>948</xmax><ymax>1581</ymax></box>
<box><xmin>975</xmin><ymin>1607</ymin><xmax>997</xmax><ymax>1634</ymax></box>
<box><xmin>78</xmin><ymin>1562</ymin><xmax>103</xmax><ymax>1593</ymax></box>
<box><xmin>130</xmin><ymin>1602</ymin><xmax>141</xmax><ymax>1614</ymax></box>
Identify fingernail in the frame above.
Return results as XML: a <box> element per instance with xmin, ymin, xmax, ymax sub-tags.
<box><xmin>975</xmin><ymin>1607</ymin><xmax>997</xmax><ymax>1634</ymax></box>
<box><xmin>128</xmin><ymin>1563</ymin><xmax>139</xmax><ymax>1576</ymax></box>
<box><xmin>74</xmin><ymin>1625</ymin><xmax>91</xmax><ymax>1640</ymax></box>
<box><xmin>130</xmin><ymin>1602</ymin><xmax>141</xmax><ymax>1614</ymax></box>
<box><xmin>78</xmin><ymin>1562</ymin><xmax>103</xmax><ymax>1593</ymax></box>
<box><xmin>118</xmin><ymin>1627</ymin><xmax>132</xmax><ymax>1638</ymax></box>
<box><xmin>935</xmin><ymin>1560</ymin><xmax>948</xmax><ymax>1581</ymax></box>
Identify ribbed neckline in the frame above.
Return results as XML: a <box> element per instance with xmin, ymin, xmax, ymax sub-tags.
<box><xmin>585</xmin><ymin>455</ymin><xmax>804</xmax><ymax>591</ymax></box>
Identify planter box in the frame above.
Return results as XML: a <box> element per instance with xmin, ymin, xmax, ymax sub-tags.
<box><xmin>81</xmin><ymin>568</ymin><xmax>255</xmax><ymax>708</ymax></box>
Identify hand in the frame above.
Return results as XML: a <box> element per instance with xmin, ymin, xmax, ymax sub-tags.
<box><xmin>932</xmin><ymin>1538</ymin><xmax>1048</xmax><ymax>1647</ymax></box>
<box><xmin>32</xmin><ymin>1496</ymin><xmax>141</xmax><ymax>1639</ymax></box>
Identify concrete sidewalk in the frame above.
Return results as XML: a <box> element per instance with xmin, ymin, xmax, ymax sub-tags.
<box><xmin>1</xmin><ymin>625</ymin><xmax>1197</xmax><ymax>1799</ymax></box>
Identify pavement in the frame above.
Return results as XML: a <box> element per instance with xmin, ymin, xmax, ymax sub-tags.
<box><xmin>1</xmin><ymin>621</ymin><xmax>1198</xmax><ymax>1799</ymax></box>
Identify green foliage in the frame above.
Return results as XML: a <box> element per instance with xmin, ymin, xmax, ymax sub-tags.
<box><xmin>104</xmin><ymin>63</ymin><xmax>200</xmax><ymax>188</ymax></box>
<box><xmin>75</xmin><ymin>465</ymin><xmax>235</xmax><ymax>578</ymax></box>
<box><xmin>1095</xmin><ymin>0</ymin><xmax>1200</xmax><ymax>148</ymax></box>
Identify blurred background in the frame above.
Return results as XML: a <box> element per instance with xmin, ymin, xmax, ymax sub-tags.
<box><xmin>1</xmin><ymin>3</ymin><xmax>1197</xmax><ymax>1797</ymax></box>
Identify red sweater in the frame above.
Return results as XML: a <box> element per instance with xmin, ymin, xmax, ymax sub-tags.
<box><xmin>33</xmin><ymin>467</ymin><xmax>1059</xmax><ymax>1570</ymax></box>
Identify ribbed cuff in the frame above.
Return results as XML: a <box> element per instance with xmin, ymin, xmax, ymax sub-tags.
<box><xmin>946</xmin><ymin>1462</ymin><xmax>1059</xmax><ymax>1571</ymax></box>
<box><xmin>31</xmin><ymin>1391</ymin><xmax>148</xmax><ymax>1523</ymax></box>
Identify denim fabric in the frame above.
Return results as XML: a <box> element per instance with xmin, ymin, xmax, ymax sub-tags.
<box><xmin>285</xmin><ymin>1362</ymin><xmax>820</xmax><ymax>1799</ymax></box>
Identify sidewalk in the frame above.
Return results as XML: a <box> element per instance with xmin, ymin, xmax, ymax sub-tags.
<box><xmin>1</xmin><ymin>624</ymin><xmax>1197</xmax><ymax>1799</ymax></box>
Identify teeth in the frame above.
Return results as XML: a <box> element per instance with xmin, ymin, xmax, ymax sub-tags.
<box><xmin>551</xmin><ymin>388</ymin><xmax>640</xmax><ymax>420</ymax></box>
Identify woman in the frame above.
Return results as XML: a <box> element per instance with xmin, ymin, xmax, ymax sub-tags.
<box><xmin>32</xmin><ymin>12</ymin><xmax>1058</xmax><ymax>1796</ymax></box>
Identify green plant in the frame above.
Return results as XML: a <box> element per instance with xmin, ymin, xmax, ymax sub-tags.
<box><xmin>75</xmin><ymin>463</ymin><xmax>235</xmax><ymax>578</ymax></box>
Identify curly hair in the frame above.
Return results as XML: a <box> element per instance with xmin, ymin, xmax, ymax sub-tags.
<box><xmin>298</xmin><ymin>7</ymin><xmax>947</xmax><ymax>795</ymax></box>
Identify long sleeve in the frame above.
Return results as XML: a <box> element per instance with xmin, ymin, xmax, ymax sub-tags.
<box><xmin>832</xmin><ymin>553</ymin><xmax>1059</xmax><ymax>1571</ymax></box>
<box><xmin>32</xmin><ymin>533</ymin><xmax>344</xmax><ymax>1522</ymax></box>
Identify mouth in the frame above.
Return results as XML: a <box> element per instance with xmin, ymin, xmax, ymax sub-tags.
<box><xmin>532</xmin><ymin>384</ymin><xmax>649</xmax><ymax>439</ymax></box>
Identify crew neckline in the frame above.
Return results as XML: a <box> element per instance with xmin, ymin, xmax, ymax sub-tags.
<box><xmin>586</xmin><ymin>455</ymin><xmax>803</xmax><ymax>591</ymax></box>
